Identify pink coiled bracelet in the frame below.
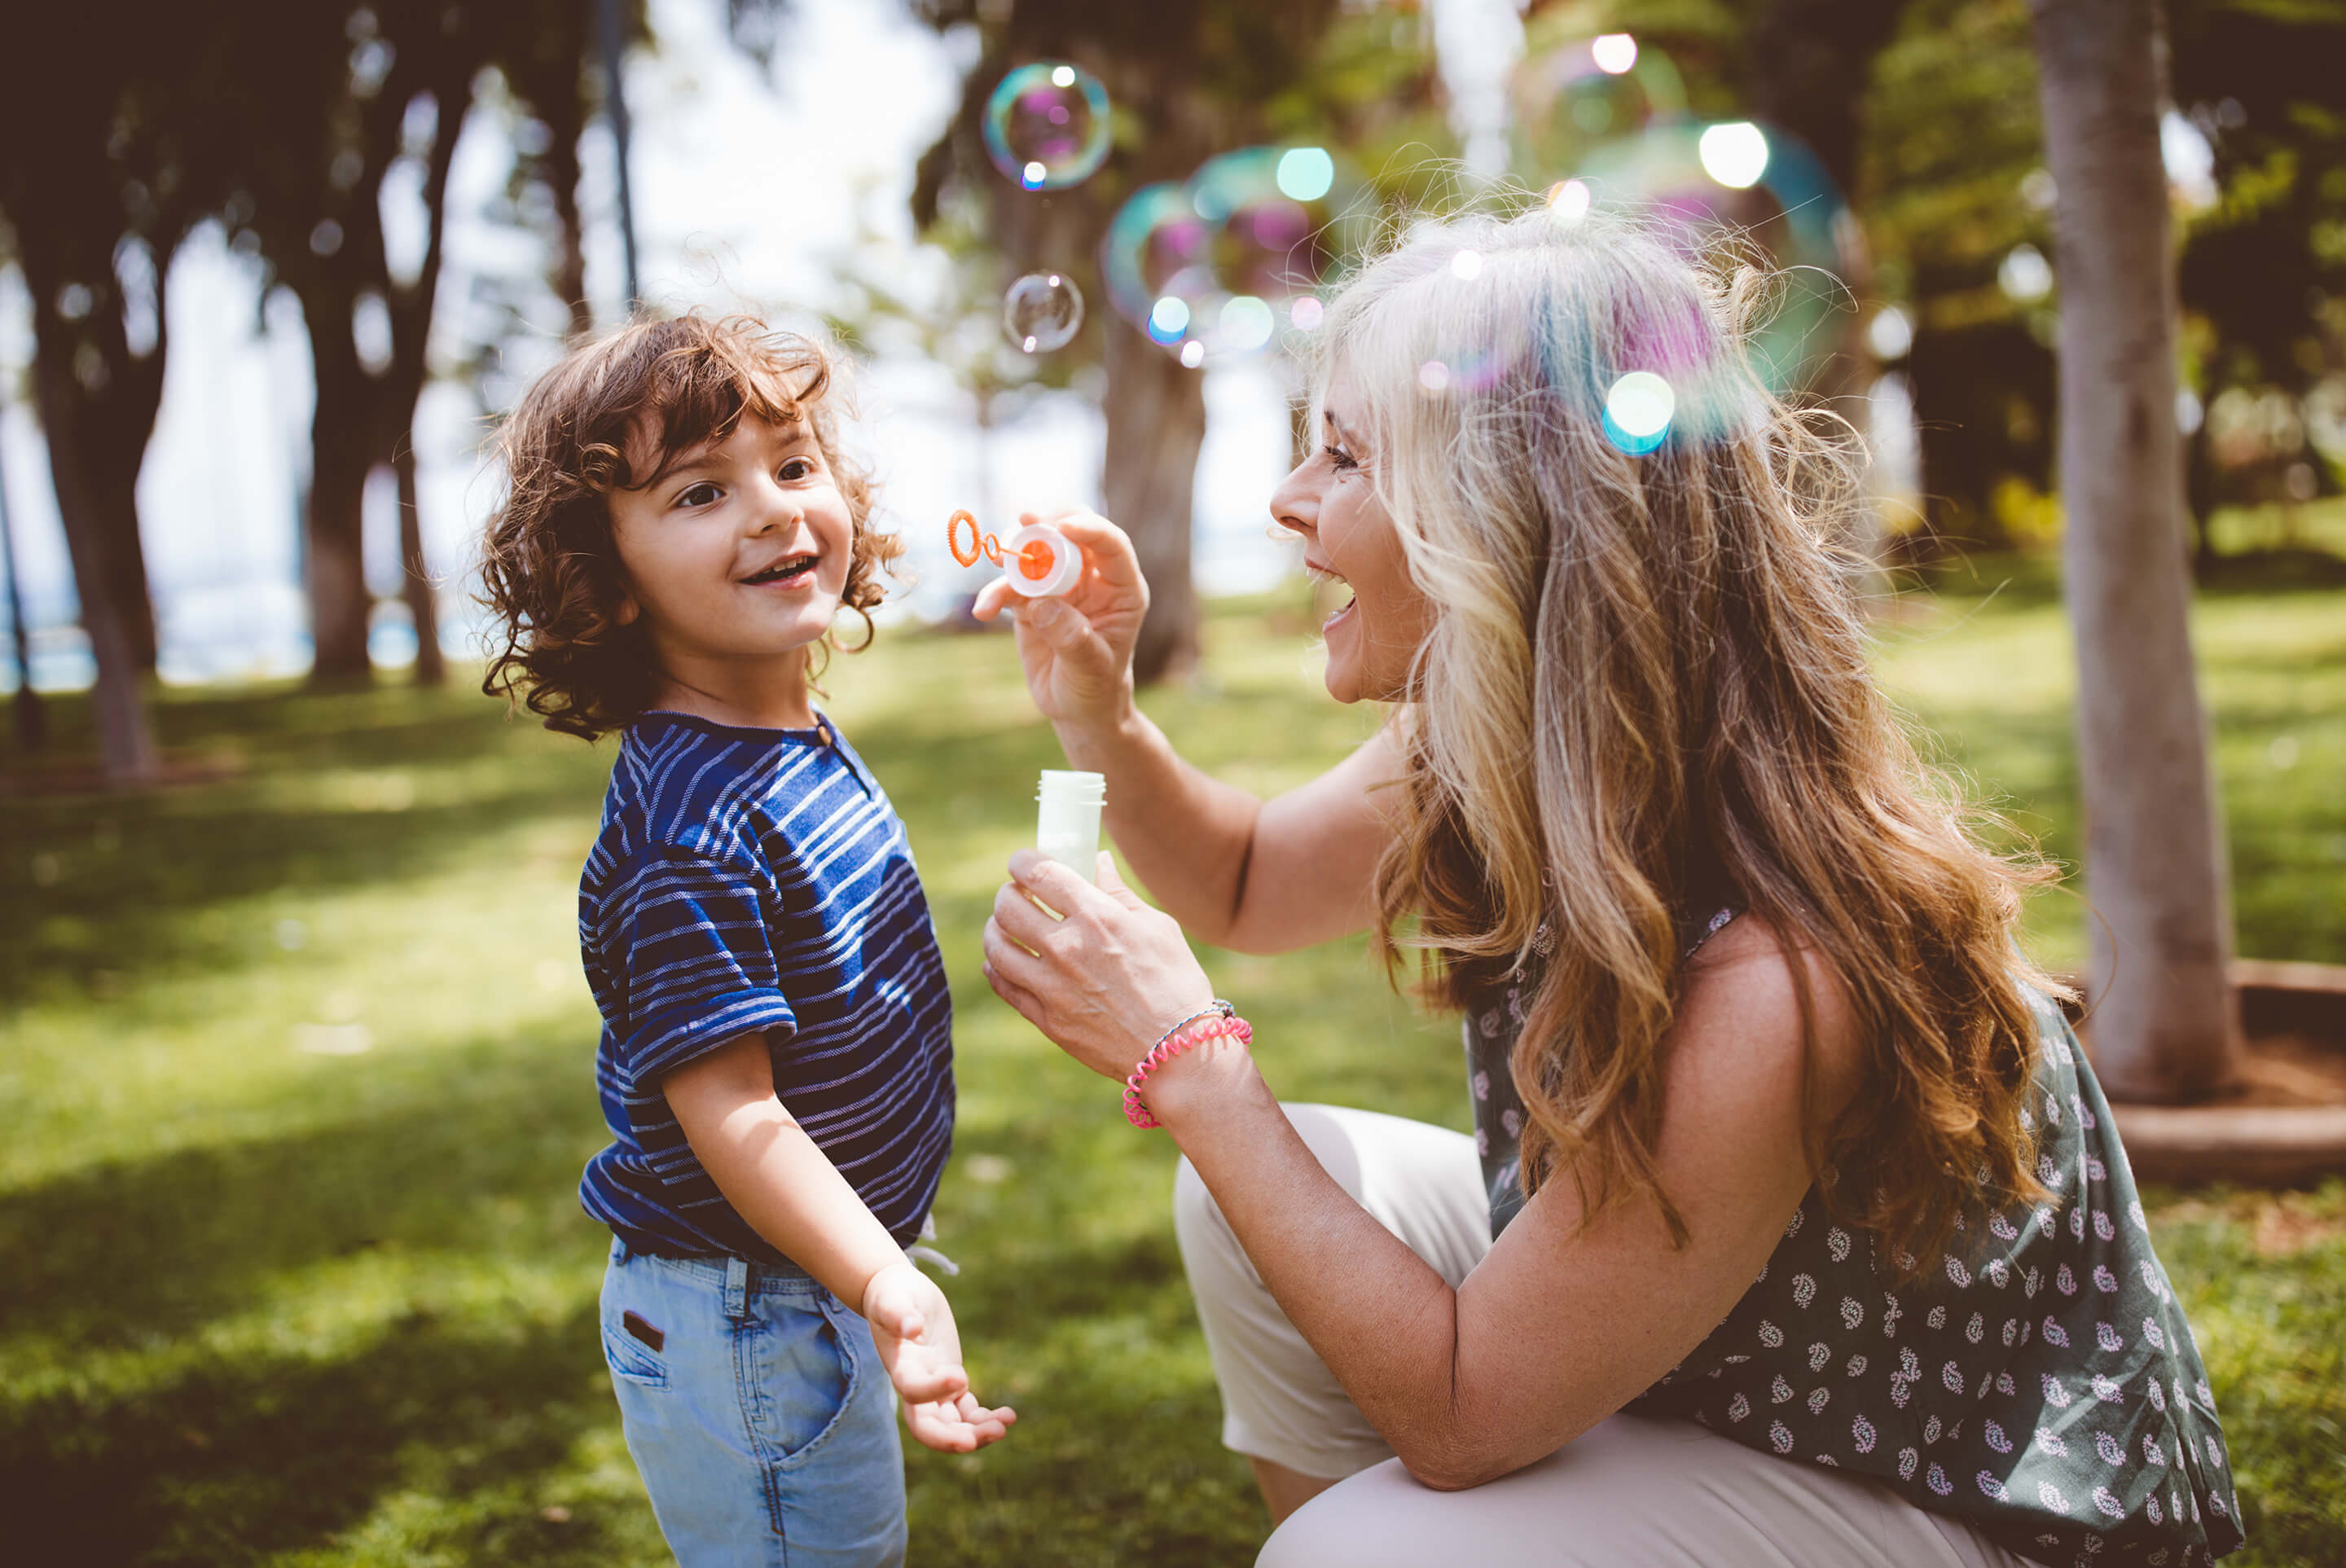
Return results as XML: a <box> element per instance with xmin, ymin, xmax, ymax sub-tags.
<box><xmin>1123</xmin><ymin>999</ymin><xmax>1253</xmax><ymax>1129</ymax></box>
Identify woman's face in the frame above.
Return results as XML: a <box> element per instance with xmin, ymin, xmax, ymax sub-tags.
<box><xmin>1269</xmin><ymin>370</ymin><xmax>1434</xmax><ymax>704</ymax></box>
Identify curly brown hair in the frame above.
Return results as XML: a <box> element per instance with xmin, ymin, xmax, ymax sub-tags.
<box><xmin>477</xmin><ymin>314</ymin><xmax>902</xmax><ymax>740</ymax></box>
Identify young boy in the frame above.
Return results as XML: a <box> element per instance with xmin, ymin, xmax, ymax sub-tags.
<box><xmin>480</xmin><ymin>314</ymin><xmax>1013</xmax><ymax>1566</ymax></box>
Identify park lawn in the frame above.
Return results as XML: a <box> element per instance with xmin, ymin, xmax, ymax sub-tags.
<box><xmin>1</xmin><ymin>568</ymin><xmax>2341</xmax><ymax>1566</ymax></box>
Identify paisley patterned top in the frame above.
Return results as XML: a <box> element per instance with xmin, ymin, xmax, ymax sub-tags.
<box><xmin>1463</xmin><ymin>917</ymin><xmax>2245</xmax><ymax>1567</ymax></box>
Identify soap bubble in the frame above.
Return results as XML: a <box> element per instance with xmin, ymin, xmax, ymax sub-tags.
<box><xmin>1590</xmin><ymin>33</ymin><xmax>1638</xmax><ymax>74</ymax></box>
<box><xmin>1512</xmin><ymin>35</ymin><xmax>1686</xmax><ymax>169</ymax></box>
<box><xmin>1103</xmin><ymin>145</ymin><xmax>1364</xmax><ymax>365</ymax></box>
<box><xmin>1275</xmin><ymin>147</ymin><xmax>1336</xmax><ymax>202</ymax></box>
<box><xmin>1698</xmin><ymin>121</ymin><xmax>1771</xmax><ymax>189</ymax></box>
<box><xmin>1545</xmin><ymin>178</ymin><xmax>1593</xmax><ymax>223</ymax></box>
<box><xmin>983</xmin><ymin>62</ymin><xmax>1112</xmax><ymax>191</ymax></box>
<box><xmin>1219</xmin><ymin>295</ymin><xmax>1276</xmax><ymax>352</ymax></box>
<box><xmin>1290</xmin><ymin>296</ymin><xmax>1325</xmax><ymax>331</ymax></box>
<box><xmin>1148</xmin><ymin>295</ymin><xmax>1192</xmax><ymax>345</ymax></box>
<box><xmin>1003</xmin><ymin>271</ymin><xmax>1084</xmax><ymax>354</ymax></box>
<box><xmin>1179</xmin><ymin>340</ymin><xmax>1206</xmax><ymax>368</ymax></box>
<box><xmin>1602</xmin><ymin>371</ymin><xmax>1675</xmax><ymax>455</ymax></box>
<box><xmin>1571</xmin><ymin>121</ymin><xmax>1849</xmax><ymax>393</ymax></box>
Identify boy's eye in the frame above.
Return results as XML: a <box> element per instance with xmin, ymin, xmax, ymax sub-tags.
<box><xmin>779</xmin><ymin>455</ymin><xmax>816</xmax><ymax>481</ymax></box>
<box><xmin>675</xmin><ymin>482</ymin><xmax>722</xmax><ymax>509</ymax></box>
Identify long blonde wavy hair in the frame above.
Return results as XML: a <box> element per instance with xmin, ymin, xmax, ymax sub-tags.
<box><xmin>1325</xmin><ymin>204</ymin><xmax>2060</xmax><ymax>1269</ymax></box>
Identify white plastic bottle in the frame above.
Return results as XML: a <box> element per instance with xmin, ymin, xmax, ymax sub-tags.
<box><xmin>1000</xmin><ymin>523</ymin><xmax>1083</xmax><ymax>599</ymax></box>
<box><xmin>1035</xmin><ymin>770</ymin><xmax>1107</xmax><ymax>882</ymax></box>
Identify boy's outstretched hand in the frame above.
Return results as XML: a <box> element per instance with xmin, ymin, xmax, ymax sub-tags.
<box><xmin>861</xmin><ymin>1259</ymin><xmax>1017</xmax><ymax>1453</ymax></box>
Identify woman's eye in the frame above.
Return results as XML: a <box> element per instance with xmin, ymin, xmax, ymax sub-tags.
<box><xmin>1322</xmin><ymin>444</ymin><xmax>1357</xmax><ymax>471</ymax></box>
<box><xmin>675</xmin><ymin>483</ymin><xmax>721</xmax><ymax>509</ymax></box>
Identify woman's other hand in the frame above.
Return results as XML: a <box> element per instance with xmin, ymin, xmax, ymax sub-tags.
<box><xmin>970</xmin><ymin>511</ymin><xmax>1147</xmax><ymax>735</ymax></box>
<box><xmin>982</xmin><ymin>849</ymin><xmax>1219</xmax><ymax>1083</ymax></box>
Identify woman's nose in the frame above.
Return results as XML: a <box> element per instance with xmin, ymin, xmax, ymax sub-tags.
<box><xmin>1268</xmin><ymin>463</ymin><xmax>1317</xmax><ymax>538</ymax></box>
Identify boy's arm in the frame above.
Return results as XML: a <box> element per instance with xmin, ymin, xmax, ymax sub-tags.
<box><xmin>664</xmin><ymin>1034</ymin><xmax>1015</xmax><ymax>1453</ymax></box>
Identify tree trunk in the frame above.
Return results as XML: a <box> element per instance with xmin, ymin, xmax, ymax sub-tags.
<box><xmin>1101</xmin><ymin>316</ymin><xmax>1206</xmax><ymax>683</ymax></box>
<box><xmin>304</xmin><ymin>315</ymin><xmax>378</xmax><ymax>683</ymax></box>
<box><xmin>394</xmin><ymin>436</ymin><xmax>442</xmax><ymax>686</ymax></box>
<box><xmin>31</xmin><ymin>350</ymin><xmax>159</xmax><ymax>786</ymax></box>
<box><xmin>2030</xmin><ymin>0</ymin><xmax>2240</xmax><ymax>1100</ymax></box>
<box><xmin>547</xmin><ymin>99</ymin><xmax>594</xmax><ymax>340</ymax></box>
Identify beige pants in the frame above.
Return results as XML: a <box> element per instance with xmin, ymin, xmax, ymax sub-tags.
<box><xmin>1172</xmin><ymin>1104</ymin><xmax>2032</xmax><ymax>1568</ymax></box>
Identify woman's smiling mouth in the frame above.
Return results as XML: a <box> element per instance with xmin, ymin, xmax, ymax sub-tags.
<box><xmin>1307</xmin><ymin>560</ymin><xmax>1356</xmax><ymax>630</ymax></box>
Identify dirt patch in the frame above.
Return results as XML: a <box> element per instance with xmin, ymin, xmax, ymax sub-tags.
<box><xmin>2150</xmin><ymin>1188</ymin><xmax>2346</xmax><ymax>1258</ymax></box>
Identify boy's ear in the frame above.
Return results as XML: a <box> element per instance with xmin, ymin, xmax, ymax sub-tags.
<box><xmin>616</xmin><ymin>595</ymin><xmax>640</xmax><ymax>626</ymax></box>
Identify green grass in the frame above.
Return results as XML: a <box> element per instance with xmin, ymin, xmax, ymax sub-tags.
<box><xmin>2</xmin><ymin>568</ymin><xmax>2341</xmax><ymax>1566</ymax></box>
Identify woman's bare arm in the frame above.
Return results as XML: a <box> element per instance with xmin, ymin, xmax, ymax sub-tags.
<box><xmin>1056</xmin><ymin>708</ymin><xmax>1403</xmax><ymax>953</ymax></box>
<box><xmin>973</xmin><ymin>511</ymin><xmax>1401</xmax><ymax>953</ymax></box>
<box><xmin>982</xmin><ymin>868</ymin><xmax>1858</xmax><ymax>1487</ymax></box>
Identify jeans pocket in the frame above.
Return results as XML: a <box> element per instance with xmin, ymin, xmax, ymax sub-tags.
<box><xmin>603</xmin><ymin>1310</ymin><xmax>670</xmax><ymax>1387</ymax></box>
<box><xmin>745</xmin><ymin>1292</ymin><xmax>865</xmax><ymax>1469</ymax></box>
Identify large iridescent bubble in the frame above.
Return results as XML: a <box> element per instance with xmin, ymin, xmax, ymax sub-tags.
<box><xmin>1100</xmin><ymin>145</ymin><xmax>1364</xmax><ymax>363</ymax></box>
<box><xmin>1565</xmin><ymin>121</ymin><xmax>1852</xmax><ymax>395</ymax></box>
<box><xmin>1511</xmin><ymin>31</ymin><xmax>1688</xmax><ymax>174</ymax></box>
<box><xmin>983</xmin><ymin>62</ymin><xmax>1113</xmax><ymax>191</ymax></box>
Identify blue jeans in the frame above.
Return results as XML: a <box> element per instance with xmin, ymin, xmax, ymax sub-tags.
<box><xmin>600</xmin><ymin>1240</ymin><xmax>906</xmax><ymax>1567</ymax></box>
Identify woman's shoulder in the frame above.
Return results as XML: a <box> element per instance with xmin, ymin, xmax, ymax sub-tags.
<box><xmin>1675</xmin><ymin>911</ymin><xmax>1869</xmax><ymax>1118</ymax></box>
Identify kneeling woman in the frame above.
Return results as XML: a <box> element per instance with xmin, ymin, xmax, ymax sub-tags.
<box><xmin>978</xmin><ymin>207</ymin><xmax>2243</xmax><ymax>1568</ymax></box>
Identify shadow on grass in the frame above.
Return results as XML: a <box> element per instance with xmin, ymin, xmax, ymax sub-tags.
<box><xmin>0</xmin><ymin>1086</ymin><xmax>599</xmax><ymax>1346</ymax></box>
<box><xmin>0</xmin><ymin>1301</ymin><xmax>622</xmax><ymax>1568</ymax></box>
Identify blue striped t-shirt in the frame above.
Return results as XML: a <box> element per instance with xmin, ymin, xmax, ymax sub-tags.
<box><xmin>576</xmin><ymin>709</ymin><xmax>954</xmax><ymax>1262</ymax></box>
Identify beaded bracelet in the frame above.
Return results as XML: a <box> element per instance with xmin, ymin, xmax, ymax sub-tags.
<box><xmin>1124</xmin><ymin>1001</ymin><xmax>1254</xmax><ymax>1129</ymax></box>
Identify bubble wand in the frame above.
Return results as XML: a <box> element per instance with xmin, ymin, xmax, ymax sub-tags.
<box><xmin>947</xmin><ymin>511</ymin><xmax>1083</xmax><ymax>598</ymax></box>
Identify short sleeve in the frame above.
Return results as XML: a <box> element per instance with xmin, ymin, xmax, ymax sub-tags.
<box><xmin>605</xmin><ymin>850</ymin><xmax>797</xmax><ymax>1086</ymax></box>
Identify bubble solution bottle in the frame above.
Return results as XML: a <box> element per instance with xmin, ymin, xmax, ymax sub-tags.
<box><xmin>1035</xmin><ymin>770</ymin><xmax>1107</xmax><ymax>883</ymax></box>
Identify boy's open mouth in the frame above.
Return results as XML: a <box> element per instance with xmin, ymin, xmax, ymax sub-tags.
<box><xmin>740</xmin><ymin>553</ymin><xmax>819</xmax><ymax>587</ymax></box>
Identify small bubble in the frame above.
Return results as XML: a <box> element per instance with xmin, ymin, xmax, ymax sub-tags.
<box><xmin>1546</xmin><ymin>178</ymin><xmax>1592</xmax><ymax>223</ymax></box>
<box><xmin>1602</xmin><ymin>371</ymin><xmax>1675</xmax><ymax>455</ymax></box>
<box><xmin>1274</xmin><ymin>146</ymin><xmax>1335</xmax><ymax>202</ymax></box>
<box><xmin>1592</xmin><ymin>33</ymin><xmax>1639</xmax><ymax>74</ymax></box>
<box><xmin>30</xmin><ymin>852</ymin><xmax>61</xmax><ymax>887</ymax></box>
<box><xmin>1868</xmin><ymin>305</ymin><xmax>1913</xmax><ymax>361</ymax></box>
<box><xmin>1999</xmin><ymin>244</ymin><xmax>2054</xmax><ymax>302</ymax></box>
<box><xmin>1698</xmin><ymin>121</ymin><xmax>1770</xmax><ymax>189</ymax></box>
<box><xmin>1148</xmin><ymin>295</ymin><xmax>1191</xmax><ymax>344</ymax></box>
<box><xmin>2021</xmin><ymin>168</ymin><xmax>2058</xmax><ymax>210</ymax></box>
<box><xmin>275</xmin><ymin>918</ymin><xmax>309</xmax><ymax>951</ymax></box>
<box><xmin>535</xmin><ymin>958</ymin><xmax>569</xmax><ymax>993</ymax></box>
<box><xmin>2268</xmin><ymin>735</ymin><xmax>2300</xmax><ymax>769</ymax></box>
<box><xmin>1289</xmin><ymin>296</ymin><xmax>1325</xmax><ymax>331</ymax></box>
<box><xmin>1002</xmin><ymin>271</ymin><xmax>1084</xmax><ymax>354</ymax></box>
<box><xmin>1219</xmin><ymin>294</ymin><xmax>1275</xmax><ymax>352</ymax></box>
<box><xmin>1179</xmin><ymin>340</ymin><xmax>1206</xmax><ymax>369</ymax></box>
<box><xmin>1450</xmin><ymin>248</ymin><xmax>1483</xmax><ymax>281</ymax></box>
<box><xmin>966</xmin><ymin>1153</ymin><xmax>1013</xmax><ymax>1185</ymax></box>
<box><xmin>983</xmin><ymin>61</ymin><xmax>1111</xmax><ymax>191</ymax></box>
<box><xmin>1417</xmin><ymin>360</ymin><xmax>1452</xmax><ymax>394</ymax></box>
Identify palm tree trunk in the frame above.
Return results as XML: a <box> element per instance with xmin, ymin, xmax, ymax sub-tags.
<box><xmin>2029</xmin><ymin>0</ymin><xmax>2241</xmax><ymax>1100</ymax></box>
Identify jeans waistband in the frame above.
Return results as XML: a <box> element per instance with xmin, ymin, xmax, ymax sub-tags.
<box><xmin>611</xmin><ymin>1239</ymin><xmax>824</xmax><ymax>1310</ymax></box>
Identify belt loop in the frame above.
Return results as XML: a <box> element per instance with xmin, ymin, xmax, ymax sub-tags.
<box><xmin>723</xmin><ymin>1256</ymin><xmax>750</xmax><ymax>1322</ymax></box>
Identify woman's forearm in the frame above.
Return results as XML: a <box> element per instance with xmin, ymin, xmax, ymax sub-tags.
<box><xmin>1053</xmin><ymin>706</ymin><xmax>1265</xmax><ymax>947</ymax></box>
<box><xmin>1149</xmin><ymin>1042</ymin><xmax>1486</xmax><ymax>1485</ymax></box>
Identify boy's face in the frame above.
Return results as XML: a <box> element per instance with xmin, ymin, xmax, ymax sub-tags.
<box><xmin>607</xmin><ymin>411</ymin><xmax>854</xmax><ymax>678</ymax></box>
